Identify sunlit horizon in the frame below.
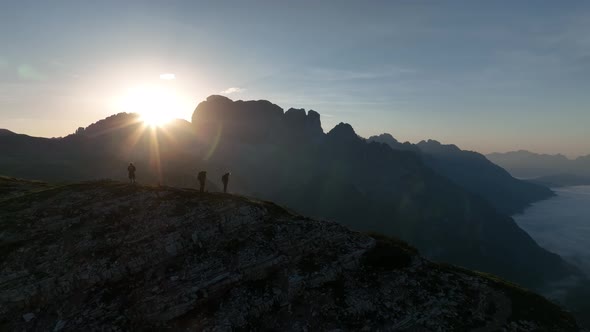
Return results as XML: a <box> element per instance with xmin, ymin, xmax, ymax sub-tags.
<box><xmin>116</xmin><ymin>83</ymin><xmax>189</xmax><ymax>127</ymax></box>
<box><xmin>2</xmin><ymin>2</ymin><xmax>590</xmax><ymax>157</ymax></box>
<box><xmin>3</xmin><ymin>85</ymin><xmax>589</xmax><ymax>158</ymax></box>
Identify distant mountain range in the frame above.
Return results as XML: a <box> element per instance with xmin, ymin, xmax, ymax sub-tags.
<box><xmin>0</xmin><ymin>95</ymin><xmax>582</xmax><ymax>297</ymax></box>
<box><xmin>368</xmin><ymin>134</ymin><xmax>553</xmax><ymax>215</ymax></box>
<box><xmin>487</xmin><ymin>150</ymin><xmax>590</xmax><ymax>186</ymax></box>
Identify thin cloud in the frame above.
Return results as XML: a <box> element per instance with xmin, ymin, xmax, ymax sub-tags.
<box><xmin>301</xmin><ymin>66</ymin><xmax>416</xmax><ymax>82</ymax></box>
<box><xmin>220</xmin><ymin>87</ymin><xmax>244</xmax><ymax>94</ymax></box>
<box><xmin>160</xmin><ymin>73</ymin><xmax>175</xmax><ymax>80</ymax></box>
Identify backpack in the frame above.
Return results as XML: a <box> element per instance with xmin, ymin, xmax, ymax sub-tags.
<box><xmin>198</xmin><ymin>171</ymin><xmax>207</xmax><ymax>181</ymax></box>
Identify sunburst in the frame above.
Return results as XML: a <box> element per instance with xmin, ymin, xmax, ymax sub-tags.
<box><xmin>119</xmin><ymin>84</ymin><xmax>184</xmax><ymax>127</ymax></box>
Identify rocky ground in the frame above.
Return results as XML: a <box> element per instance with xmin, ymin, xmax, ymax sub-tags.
<box><xmin>0</xmin><ymin>176</ymin><xmax>51</xmax><ymax>201</ymax></box>
<box><xmin>0</xmin><ymin>180</ymin><xmax>580</xmax><ymax>331</ymax></box>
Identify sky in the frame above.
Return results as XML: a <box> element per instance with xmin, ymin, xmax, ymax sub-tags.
<box><xmin>1</xmin><ymin>1</ymin><xmax>590</xmax><ymax>157</ymax></box>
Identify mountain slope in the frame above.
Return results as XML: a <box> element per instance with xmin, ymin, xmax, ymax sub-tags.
<box><xmin>0</xmin><ymin>96</ymin><xmax>580</xmax><ymax>293</ymax></box>
<box><xmin>0</xmin><ymin>129</ymin><xmax>16</xmax><ymax>136</ymax></box>
<box><xmin>189</xmin><ymin>97</ymin><xmax>576</xmax><ymax>289</ymax></box>
<box><xmin>0</xmin><ymin>113</ymin><xmax>201</xmax><ymax>185</ymax></box>
<box><xmin>368</xmin><ymin>135</ymin><xmax>554</xmax><ymax>215</ymax></box>
<box><xmin>0</xmin><ymin>181</ymin><xmax>579</xmax><ymax>331</ymax></box>
<box><xmin>0</xmin><ymin>176</ymin><xmax>51</xmax><ymax>200</ymax></box>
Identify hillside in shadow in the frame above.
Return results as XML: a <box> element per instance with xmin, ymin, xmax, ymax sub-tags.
<box><xmin>0</xmin><ymin>180</ymin><xmax>580</xmax><ymax>331</ymax></box>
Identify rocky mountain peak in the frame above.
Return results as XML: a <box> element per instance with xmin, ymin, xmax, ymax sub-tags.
<box><xmin>307</xmin><ymin>109</ymin><xmax>320</xmax><ymax>122</ymax></box>
<box><xmin>374</xmin><ymin>133</ymin><xmax>399</xmax><ymax>144</ymax></box>
<box><xmin>284</xmin><ymin>107</ymin><xmax>306</xmax><ymax>119</ymax></box>
<box><xmin>191</xmin><ymin>96</ymin><xmax>284</xmax><ymax>142</ymax></box>
<box><xmin>283</xmin><ymin>108</ymin><xmax>324</xmax><ymax>139</ymax></box>
<box><xmin>72</xmin><ymin>112</ymin><xmax>141</xmax><ymax>138</ymax></box>
<box><xmin>305</xmin><ymin>110</ymin><xmax>323</xmax><ymax>137</ymax></box>
<box><xmin>367</xmin><ymin>133</ymin><xmax>419</xmax><ymax>153</ymax></box>
<box><xmin>191</xmin><ymin>96</ymin><xmax>326</xmax><ymax>143</ymax></box>
<box><xmin>417</xmin><ymin>139</ymin><xmax>461</xmax><ymax>154</ymax></box>
<box><xmin>0</xmin><ymin>129</ymin><xmax>16</xmax><ymax>136</ymax></box>
<box><xmin>206</xmin><ymin>94</ymin><xmax>233</xmax><ymax>103</ymax></box>
<box><xmin>327</xmin><ymin>122</ymin><xmax>360</xmax><ymax>143</ymax></box>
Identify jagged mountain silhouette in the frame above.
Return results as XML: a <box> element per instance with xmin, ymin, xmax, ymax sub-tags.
<box><xmin>0</xmin><ymin>95</ymin><xmax>582</xmax><ymax>293</ymax></box>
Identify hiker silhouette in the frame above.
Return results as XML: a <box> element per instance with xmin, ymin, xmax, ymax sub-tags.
<box><xmin>127</xmin><ymin>163</ymin><xmax>136</xmax><ymax>184</ymax></box>
<box><xmin>197</xmin><ymin>171</ymin><xmax>207</xmax><ymax>192</ymax></box>
<box><xmin>222</xmin><ymin>172</ymin><xmax>230</xmax><ymax>193</ymax></box>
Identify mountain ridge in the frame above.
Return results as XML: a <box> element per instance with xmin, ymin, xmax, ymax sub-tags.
<box><xmin>368</xmin><ymin>134</ymin><xmax>554</xmax><ymax>215</ymax></box>
<box><xmin>0</xmin><ymin>179</ymin><xmax>580</xmax><ymax>331</ymax></box>
<box><xmin>487</xmin><ymin>150</ymin><xmax>590</xmax><ymax>183</ymax></box>
<box><xmin>0</xmin><ymin>129</ymin><xmax>16</xmax><ymax>136</ymax></box>
<box><xmin>0</xmin><ymin>96</ymin><xmax>581</xmax><ymax>298</ymax></box>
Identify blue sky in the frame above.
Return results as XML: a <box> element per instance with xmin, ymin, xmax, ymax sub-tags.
<box><xmin>1</xmin><ymin>1</ymin><xmax>589</xmax><ymax>156</ymax></box>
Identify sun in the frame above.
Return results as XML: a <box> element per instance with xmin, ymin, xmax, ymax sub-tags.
<box><xmin>119</xmin><ymin>84</ymin><xmax>185</xmax><ymax>127</ymax></box>
<box><xmin>140</xmin><ymin>112</ymin><xmax>171</xmax><ymax>127</ymax></box>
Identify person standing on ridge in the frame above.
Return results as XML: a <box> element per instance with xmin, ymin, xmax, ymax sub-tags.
<box><xmin>197</xmin><ymin>171</ymin><xmax>207</xmax><ymax>192</ymax></box>
<box><xmin>222</xmin><ymin>172</ymin><xmax>230</xmax><ymax>193</ymax></box>
<box><xmin>127</xmin><ymin>162</ymin><xmax>136</xmax><ymax>184</ymax></box>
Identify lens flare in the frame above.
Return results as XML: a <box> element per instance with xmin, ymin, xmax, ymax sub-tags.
<box><xmin>119</xmin><ymin>84</ymin><xmax>184</xmax><ymax>127</ymax></box>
